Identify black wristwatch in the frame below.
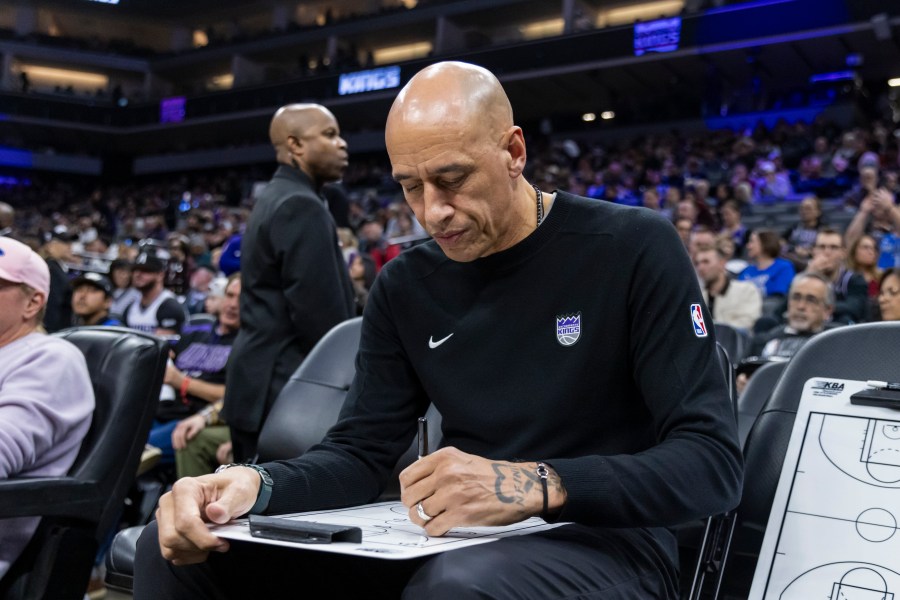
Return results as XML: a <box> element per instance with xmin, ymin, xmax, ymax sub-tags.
<box><xmin>215</xmin><ymin>463</ymin><xmax>273</xmax><ymax>514</ymax></box>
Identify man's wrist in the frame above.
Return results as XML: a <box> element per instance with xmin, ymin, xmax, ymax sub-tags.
<box><xmin>539</xmin><ymin>462</ymin><xmax>567</xmax><ymax>520</ymax></box>
<box><xmin>215</xmin><ymin>463</ymin><xmax>273</xmax><ymax>514</ymax></box>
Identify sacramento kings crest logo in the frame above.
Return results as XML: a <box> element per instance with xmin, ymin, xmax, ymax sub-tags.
<box><xmin>556</xmin><ymin>313</ymin><xmax>581</xmax><ymax>347</ymax></box>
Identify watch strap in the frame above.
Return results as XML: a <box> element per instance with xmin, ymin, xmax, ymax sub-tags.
<box><xmin>215</xmin><ymin>463</ymin><xmax>273</xmax><ymax>515</ymax></box>
<box><xmin>536</xmin><ymin>462</ymin><xmax>549</xmax><ymax>521</ymax></box>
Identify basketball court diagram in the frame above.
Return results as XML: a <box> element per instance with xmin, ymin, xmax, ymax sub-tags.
<box><xmin>821</xmin><ymin>416</ymin><xmax>900</xmax><ymax>486</ymax></box>
<box><xmin>750</xmin><ymin>379</ymin><xmax>900</xmax><ymax>599</ymax></box>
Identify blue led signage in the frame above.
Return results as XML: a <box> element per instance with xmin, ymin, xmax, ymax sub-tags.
<box><xmin>634</xmin><ymin>17</ymin><xmax>682</xmax><ymax>56</ymax></box>
<box><xmin>338</xmin><ymin>66</ymin><xmax>401</xmax><ymax>96</ymax></box>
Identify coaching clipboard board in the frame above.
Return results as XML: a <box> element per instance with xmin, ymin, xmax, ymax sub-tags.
<box><xmin>749</xmin><ymin>378</ymin><xmax>900</xmax><ymax>599</ymax></box>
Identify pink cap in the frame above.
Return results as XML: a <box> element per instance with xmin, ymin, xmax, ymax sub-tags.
<box><xmin>0</xmin><ymin>237</ymin><xmax>50</xmax><ymax>297</ymax></box>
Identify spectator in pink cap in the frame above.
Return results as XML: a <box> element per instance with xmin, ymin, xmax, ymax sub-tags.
<box><xmin>0</xmin><ymin>236</ymin><xmax>50</xmax><ymax>300</ymax></box>
<box><xmin>0</xmin><ymin>236</ymin><xmax>94</xmax><ymax>581</ymax></box>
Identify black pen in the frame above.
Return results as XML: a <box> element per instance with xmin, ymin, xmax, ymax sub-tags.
<box><xmin>867</xmin><ymin>380</ymin><xmax>900</xmax><ymax>391</ymax></box>
<box><xmin>417</xmin><ymin>416</ymin><xmax>429</xmax><ymax>459</ymax></box>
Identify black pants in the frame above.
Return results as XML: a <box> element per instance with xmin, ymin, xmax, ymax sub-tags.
<box><xmin>135</xmin><ymin>521</ymin><xmax>679</xmax><ymax>599</ymax></box>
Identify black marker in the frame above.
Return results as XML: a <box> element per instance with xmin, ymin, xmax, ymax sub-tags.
<box><xmin>867</xmin><ymin>380</ymin><xmax>900</xmax><ymax>392</ymax></box>
<box><xmin>417</xmin><ymin>416</ymin><xmax>429</xmax><ymax>459</ymax></box>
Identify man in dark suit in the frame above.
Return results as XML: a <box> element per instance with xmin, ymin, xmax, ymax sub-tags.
<box><xmin>222</xmin><ymin>104</ymin><xmax>355</xmax><ymax>461</ymax></box>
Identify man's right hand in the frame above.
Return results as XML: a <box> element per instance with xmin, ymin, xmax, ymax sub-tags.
<box><xmin>156</xmin><ymin>467</ymin><xmax>262</xmax><ymax>565</ymax></box>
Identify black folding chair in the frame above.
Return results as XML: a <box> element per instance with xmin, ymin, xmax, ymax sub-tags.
<box><xmin>698</xmin><ymin>322</ymin><xmax>900</xmax><ymax>598</ymax></box>
<box><xmin>0</xmin><ymin>328</ymin><xmax>166</xmax><ymax>600</ymax></box>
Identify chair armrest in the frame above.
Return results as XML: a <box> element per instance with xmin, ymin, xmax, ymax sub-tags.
<box><xmin>0</xmin><ymin>477</ymin><xmax>103</xmax><ymax>521</ymax></box>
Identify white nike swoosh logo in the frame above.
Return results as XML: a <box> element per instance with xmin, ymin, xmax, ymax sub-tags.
<box><xmin>428</xmin><ymin>333</ymin><xmax>454</xmax><ymax>349</ymax></box>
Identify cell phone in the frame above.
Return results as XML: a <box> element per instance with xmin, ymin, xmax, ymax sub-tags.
<box><xmin>850</xmin><ymin>389</ymin><xmax>900</xmax><ymax>411</ymax></box>
<box><xmin>248</xmin><ymin>515</ymin><xmax>362</xmax><ymax>544</ymax></box>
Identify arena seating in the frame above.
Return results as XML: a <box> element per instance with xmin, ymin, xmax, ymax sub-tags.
<box><xmin>0</xmin><ymin>328</ymin><xmax>167</xmax><ymax>600</ymax></box>
<box><xmin>714</xmin><ymin>322</ymin><xmax>900</xmax><ymax>598</ymax></box>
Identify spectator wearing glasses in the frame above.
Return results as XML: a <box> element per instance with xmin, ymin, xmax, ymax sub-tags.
<box><xmin>876</xmin><ymin>268</ymin><xmax>900</xmax><ymax>321</ymax></box>
<box><xmin>748</xmin><ymin>272</ymin><xmax>836</xmax><ymax>360</ymax></box>
<box><xmin>847</xmin><ymin>234</ymin><xmax>882</xmax><ymax>299</ymax></box>
<box><xmin>737</xmin><ymin>272</ymin><xmax>838</xmax><ymax>394</ymax></box>
<box><xmin>804</xmin><ymin>229</ymin><xmax>868</xmax><ymax>323</ymax></box>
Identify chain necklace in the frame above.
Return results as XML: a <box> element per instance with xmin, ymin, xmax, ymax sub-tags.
<box><xmin>532</xmin><ymin>184</ymin><xmax>544</xmax><ymax>227</ymax></box>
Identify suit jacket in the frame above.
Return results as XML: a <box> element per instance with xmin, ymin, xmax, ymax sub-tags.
<box><xmin>44</xmin><ymin>259</ymin><xmax>72</xmax><ymax>333</ymax></box>
<box><xmin>223</xmin><ymin>165</ymin><xmax>355</xmax><ymax>434</ymax></box>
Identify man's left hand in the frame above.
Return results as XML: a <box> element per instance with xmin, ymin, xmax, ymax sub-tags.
<box><xmin>399</xmin><ymin>446</ymin><xmax>566</xmax><ymax>536</ymax></box>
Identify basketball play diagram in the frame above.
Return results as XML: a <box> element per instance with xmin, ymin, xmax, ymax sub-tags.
<box><xmin>750</xmin><ymin>380</ymin><xmax>900</xmax><ymax>599</ymax></box>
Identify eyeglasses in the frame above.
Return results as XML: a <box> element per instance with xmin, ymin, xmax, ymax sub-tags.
<box><xmin>789</xmin><ymin>292</ymin><xmax>825</xmax><ymax>307</ymax></box>
<box><xmin>814</xmin><ymin>244</ymin><xmax>843</xmax><ymax>251</ymax></box>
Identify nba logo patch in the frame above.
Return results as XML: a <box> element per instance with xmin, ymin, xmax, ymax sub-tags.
<box><xmin>556</xmin><ymin>313</ymin><xmax>581</xmax><ymax>347</ymax></box>
<box><xmin>690</xmin><ymin>304</ymin><xmax>708</xmax><ymax>337</ymax></box>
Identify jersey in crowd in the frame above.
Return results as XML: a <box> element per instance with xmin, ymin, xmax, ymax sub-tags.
<box><xmin>122</xmin><ymin>289</ymin><xmax>186</xmax><ymax>333</ymax></box>
<box><xmin>260</xmin><ymin>193</ymin><xmax>742</xmax><ymax>572</ymax></box>
<box><xmin>738</xmin><ymin>257</ymin><xmax>796</xmax><ymax>297</ymax></box>
<box><xmin>875</xmin><ymin>230</ymin><xmax>900</xmax><ymax>269</ymax></box>
<box><xmin>157</xmin><ymin>324</ymin><xmax>237</xmax><ymax>423</ymax></box>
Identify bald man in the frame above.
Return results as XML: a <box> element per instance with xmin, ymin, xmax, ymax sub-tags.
<box><xmin>221</xmin><ymin>103</ymin><xmax>355</xmax><ymax>461</ymax></box>
<box><xmin>137</xmin><ymin>64</ymin><xmax>741</xmax><ymax>599</ymax></box>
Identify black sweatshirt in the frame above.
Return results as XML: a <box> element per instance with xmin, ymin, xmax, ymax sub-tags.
<box><xmin>263</xmin><ymin>191</ymin><xmax>743</xmax><ymax>530</ymax></box>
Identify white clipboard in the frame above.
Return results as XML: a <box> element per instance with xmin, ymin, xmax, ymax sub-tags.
<box><xmin>749</xmin><ymin>377</ymin><xmax>900</xmax><ymax>599</ymax></box>
<box><xmin>211</xmin><ymin>501</ymin><xmax>566</xmax><ymax>560</ymax></box>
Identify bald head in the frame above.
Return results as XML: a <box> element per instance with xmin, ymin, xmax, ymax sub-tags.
<box><xmin>270</xmin><ymin>104</ymin><xmax>330</xmax><ymax>157</ymax></box>
<box><xmin>386</xmin><ymin>62</ymin><xmax>513</xmax><ymax>149</ymax></box>
<box><xmin>0</xmin><ymin>202</ymin><xmax>13</xmax><ymax>230</ymax></box>
<box><xmin>269</xmin><ymin>103</ymin><xmax>348</xmax><ymax>186</ymax></box>
<box><xmin>385</xmin><ymin>62</ymin><xmax>536</xmax><ymax>263</ymax></box>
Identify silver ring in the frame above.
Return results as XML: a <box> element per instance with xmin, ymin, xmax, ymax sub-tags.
<box><xmin>416</xmin><ymin>502</ymin><xmax>433</xmax><ymax>522</ymax></box>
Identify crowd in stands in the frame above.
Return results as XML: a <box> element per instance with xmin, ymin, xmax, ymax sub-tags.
<box><xmin>3</xmin><ymin>82</ymin><xmax>900</xmax><ymax>599</ymax></box>
<box><xmin>2</xmin><ymin>117</ymin><xmax>900</xmax><ymax>450</ymax></box>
